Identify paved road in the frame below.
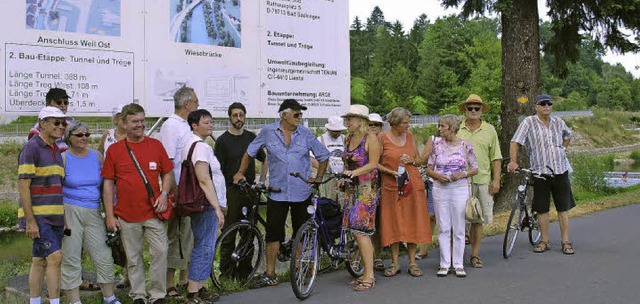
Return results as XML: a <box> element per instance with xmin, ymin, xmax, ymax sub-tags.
<box><xmin>223</xmin><ymin>205</ymin><xmax>640</xmax><ymax>304</ymax></box>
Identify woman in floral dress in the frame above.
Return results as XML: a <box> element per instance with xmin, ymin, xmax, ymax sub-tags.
<box><xmin>341</xmin><ymin>104</ymin><xmax>380</xmax><ymax>291</ymax></box>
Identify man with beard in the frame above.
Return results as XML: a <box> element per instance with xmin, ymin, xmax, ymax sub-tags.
<box><xmin>213</xmin><ymin>102</ymin><xmax>267</xmax><ymax>279</ymax></box>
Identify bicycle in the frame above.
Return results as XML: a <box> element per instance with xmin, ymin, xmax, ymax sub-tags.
<box><xmin>502</xmin><ymin>167</ymin><xmax>543</xmax><ymax>259</ymax></box>
<box><xmin>288</xmin><ymin>172</ymin><xmax>364</xmax><ymax>300</ymax></box>
<box><xmin>210</xmin><ymin>181</ymin><xmax>290</xmax><ymax>289</ymax></box>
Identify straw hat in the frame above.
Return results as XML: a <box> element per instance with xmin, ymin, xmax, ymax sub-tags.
<box><xmin>368</xmin><ymin>113</ymin><xmax>383</xmax><ymax>123</ymax></box>
<box><xmin>341</xmin><ymin>104</ymin><xmax>370</xmax><ymax>120</ymax></box>
<box><xmin>458</xmin><ymin>94</ymin><xmax>490</xmax><ymax>113</ymax></box>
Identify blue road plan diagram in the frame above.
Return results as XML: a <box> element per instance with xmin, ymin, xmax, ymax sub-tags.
<box><xmin>26</xmin><ymin>0</ymin><xmax>121</xmax><ymax>37</ymax></box>
<box><xmin>170</xmin><ymin>0</ymin><xmax>242</xmax><ymax>48</ymax></box>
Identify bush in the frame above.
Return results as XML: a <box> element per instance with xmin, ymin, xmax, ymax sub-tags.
<box><xmin>0</xmin><ymin>201</ymin><xmax>18</xmax><ymax>228</ymax></box>
<box><xmin>629</xmin><ymin>149</ymin><xmax>640</xmax><ymax>163</ymax></box>
<box><xmin>568</xmin><ymin>153</ymin><xmax>618</xmax><ymax>194</ymax></box>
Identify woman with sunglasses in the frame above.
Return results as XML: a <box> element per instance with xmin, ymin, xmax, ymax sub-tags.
<box><xmin>60</xmin><ymin>120</ymin><xmax>122</xmax><ymax>304</ymax></box>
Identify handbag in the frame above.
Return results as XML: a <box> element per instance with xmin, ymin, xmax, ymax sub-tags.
<box><xmin>176</xmin><ymin>141</ymin><xmax>210</xmax><ymax>216</ymax></box>
<box><xmin>462</xmin><ymin>140</ymin><xmax>483</xmax><ymax>223</ymax></box>
<box><xmin>465</xmin><ymin>183</ymin><xmax>484</xmax><ymax>223</ymax></box>
<box><xmin>125</xmin><ymin>140</ymin><xmax>176</xmax><ymax>221</ymax></box>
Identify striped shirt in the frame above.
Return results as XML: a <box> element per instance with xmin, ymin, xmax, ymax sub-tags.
<box><xmin>18</xmin><ymin>135</ymin><xmax>65</xmax><ymax>228</ymax></box>
<box><xmin>511</xmin><ymin>115</ymin><xmax>571</xmax><ymax>175</ymax></box>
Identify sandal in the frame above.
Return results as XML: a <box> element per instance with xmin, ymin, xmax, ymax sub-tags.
<box><xmin>373</xmin><ymin>259</ymin><xmax>385</xmax><ymax>271</ymax></box>
<box><xmin>383</xmin><ymin>264</ymin><xmax>400</xmax><ymax>277</ymax></box>
<box><xmin>533</xmin><ymin>241</ymin><xmax>551</xmax><ymax>253</ymax></box>
<box><xmin>414</xmin><ymin>253</ymin><xmax>427</xmax><ymax>260</ymax></box>
<box><xmin>470</xmin><ymin>256</ymin><xmax>484</xmax><ymax>268</ymax></box>
<box><xmin>347</xmin><ymin>278</ymin><xmax>362</xmax><ymax>286</ymax></box>
<box><xmin>561</xmin><ymin>242</ymin><xmax>575</xmax><ymax>255</ymax></box>
<box><xmin>408</xmin><ymin>264</ymin><xmax>423</xmax><ymax>277</ymax></box>
<box><xmin>79</xmin><ymin>279</ymin><xmax>100</xmax><ymax>291</ymax></box>
<box><xmin>353</xmin><ymin>279</ymin><xmax>375</xmax><ymax>291</ymax></box>
<box><xmin>166</xmin><ymin>287</ymin><xmax>183</xmax><ymax>299</ymax></box>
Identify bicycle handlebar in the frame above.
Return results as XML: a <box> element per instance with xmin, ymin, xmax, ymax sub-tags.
<box><xmin>237</xmin><ymin>180</ymin><xmax>281</xmax><ymax>193</ymax></box>
<box><xmin>289</xmin><ymin>172</ymin><xmax>351</xmax><ymax>185</ymax></box>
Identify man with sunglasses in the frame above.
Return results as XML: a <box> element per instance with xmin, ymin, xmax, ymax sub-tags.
<box><xmin>28</xmin><ymin>88</ymin><xmax>72</xmax><ymax>152</ymax></box>
<box><xmin>456</xmin><ymin>94</ymin><xmax>502</xmax><ymax>269</ymax></box>
<box><xmin>508</xmin><ymin>94</ymin><xmax>575</xmax><ymax>255</ymax></box>
<box><xmin>18</xmin><ymin>106</ymin><xmax>70</xmax><ymax>304</ymax></box>
<box><xmin>233</xmin><ymin>99</ymin><xmax>330</xmax><ymax>289</ymax></box>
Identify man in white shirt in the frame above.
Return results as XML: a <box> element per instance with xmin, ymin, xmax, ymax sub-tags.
<box><xmin>312</xmin><ymin>116</ymin><xmax>346</xmax><ymax>200</ymax></box>
<box><xmin>159</xmin><ymin>86</ymin><xmax>199</xmax><ymax>297</ymax></box>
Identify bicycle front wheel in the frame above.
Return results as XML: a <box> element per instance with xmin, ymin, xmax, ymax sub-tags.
<box><xmin>528</xmin><ymin>208</ymin><xmax>541</xmax><ymax>245</ymax></box>
<box><xmin>502</xmin><ymin>198</ymin><xmax>524</xmax><ymax>259</ymax></box>
<box><xmin>211</xmin><ymin>222</ymin><xmax>264</xmax><ymax>290</ymax></box>
<box><xmin>290</xmin><ymin>222</ymin><xmax>319</xmax><ymax>300</ymax></box>
<box><xmin>344</xmin><ymin>231</ymin><xmax>364</xmax><ymax>278</ymax></box>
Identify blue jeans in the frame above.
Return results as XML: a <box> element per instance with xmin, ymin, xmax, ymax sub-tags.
<box><xmin>188</xmin><ymin>206</ymin><xmax>218</xmax><ymax>281</ymax></box>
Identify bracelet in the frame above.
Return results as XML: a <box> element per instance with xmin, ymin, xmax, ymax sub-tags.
<box><xmin>463</xmin><ymin>171</ymin><xmax>468</xmax><ymax>178</ymax></box>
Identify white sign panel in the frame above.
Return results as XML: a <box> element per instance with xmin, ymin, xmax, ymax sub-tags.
<box><xmin>1</xmin><ymin>0</ymin><xmax>349</xmax><ymax>118</ymax></box>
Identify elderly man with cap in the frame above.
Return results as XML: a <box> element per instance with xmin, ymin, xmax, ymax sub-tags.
<box><xmin>508</xmin><ymin>94</ymin><xmax>575</xmax><ymax>255</ymax></box>
<box><xmin>18</xmin><ymin>106</ymin><xmax>70</xmax><ymax>304</ymax></box>
<box><xmin>28</xmin><ymin>88</ymin><xmax>72</xmax><ymax>151</ymax></box>
<box><xmin>456</xmin><ymin>94</ymin><xmax>502</xmax><ymax>268</ymax></box>
<box><xmin>311</xmin><ymin>115</ymin><xmax>346</xmax><ymax>200</ymax></box>
<box><xmin>233</xmin><ymin>99</ymin><xmax>330</xmax><ymax>289</ymax></box>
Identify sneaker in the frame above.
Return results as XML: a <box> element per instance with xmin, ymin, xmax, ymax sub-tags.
<box><xmin>186</xmin><ymin>287</ymin><xmax>220</xmax><ymax>304</ymax></box>
<box><xmin>249</xmin><ymin>273</ymin><xmax>279</xmax><ymax>289</ymax></box>
<box><xmin>455</xmin><ymin>268</ymin><xmax>467</xmax><ymax>278</ymax></box>
<box><xmin>103</xmin><ymin>298</ymin><xmax>122</xmax><ymax>304</ymax></box>
<box><xmin>437</xmin><ymin>267</ymin><xmax>449</xmax><ymax>277</ymax></box>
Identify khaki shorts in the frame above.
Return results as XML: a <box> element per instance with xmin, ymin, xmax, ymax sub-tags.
<box><xmin>471</xmin><ymin>184</ymin><xmax>494</xmax><ymax>224</ymax></box>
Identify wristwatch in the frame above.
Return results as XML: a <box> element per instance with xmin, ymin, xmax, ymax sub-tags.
<box><xmin>162</xmin><ymin>191</ymin><xmax>169</xmax><ymax>198</ymax></box>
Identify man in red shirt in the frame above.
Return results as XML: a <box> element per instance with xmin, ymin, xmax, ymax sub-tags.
<box><xmin>102</xmin><ymin>103</ymin><xmax>174</xmax><ymax>304</ymax></box>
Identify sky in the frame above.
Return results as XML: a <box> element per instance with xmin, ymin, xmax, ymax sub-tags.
<box><xmin>349</xmin><ymin>0</ymin><xmax>640</xmax><ymax>78</ymax></box>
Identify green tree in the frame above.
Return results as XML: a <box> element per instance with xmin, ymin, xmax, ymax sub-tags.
<box><xmin>441</xmin><ymin>0</ymin><xmax>640</xmax><ymax>209</ymax></box>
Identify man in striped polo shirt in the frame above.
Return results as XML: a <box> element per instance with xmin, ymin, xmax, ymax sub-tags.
<box><xmin>18</xmin><ymin>106</ymin><xmax>70</xmax><ymax>304</ymax></box>
<box><xmin>507</xmin><ymin>94</ymin><xmax>576</xmax><ymax>255</ymax></box>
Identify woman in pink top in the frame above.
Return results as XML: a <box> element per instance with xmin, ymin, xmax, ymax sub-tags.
<box><xmin>427</xmin><ymin>114</ymin><xmax>478</xmax><ymax>278</ymax></box>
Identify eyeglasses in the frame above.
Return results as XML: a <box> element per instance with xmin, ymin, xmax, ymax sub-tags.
<box><xmin>55</xmin><ymin>99</ymin><xmax>69</xmax><ymax>106</ymax></box>
<box><xmin>72</xmin><ymin>132</ymin><xmax>91</xmax><ymax>138</ymax></box>
<box><xmin>291</xmin><ymin>112</ymin><xmax>303</xmax><ymax>118</ymax></box>
<box><xmin>50</xmin><ymin>120</ymin><xmax>68</xmax><ymax>127</ymax></box>
<box><xmin>369</xmin><ymin>123</ymin><xmax>383</xmax><ymax>127</ymax></box>
<box><xmin>466</xmin><ymin>106</ymin><xmax>482</xmax><ymax>112</ymax></box>
<box><xmin>538</xmin><ymin>101</ymin><xmax>553</xmax><ymax>107</ymax></box>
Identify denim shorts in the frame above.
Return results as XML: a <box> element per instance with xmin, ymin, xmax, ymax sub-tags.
<box><xmin>188</xmin><ymin>206</ymin><xmax>219</xmax><ymax>282</ymax></box>
<box><xmin>32</xmin><ymin>220</ymin><xmax>64</xmax><ymax>258</ymax></box>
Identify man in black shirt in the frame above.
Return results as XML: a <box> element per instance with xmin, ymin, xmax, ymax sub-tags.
<box><xmin>214</xmin><ymin>102</ymin><xmax>267</xmax><ymax>278</ymax></box>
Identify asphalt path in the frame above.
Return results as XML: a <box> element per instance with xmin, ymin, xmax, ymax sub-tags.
<box><xmin>223</xmin><ymin>204</ymin><xmax>640</xmax><ymax>304</ymax></box>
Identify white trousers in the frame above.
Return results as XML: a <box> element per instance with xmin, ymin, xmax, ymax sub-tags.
<box><xmin>433</xmin><ymin>185</ymin><xmax>468</xmax><ymax>269</ymax></box>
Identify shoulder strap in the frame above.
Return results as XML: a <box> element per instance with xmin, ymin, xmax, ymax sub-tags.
<box><xmin>184</xmin><ymin>140</ymin><xmax>211</xmax><ymax>177</ymax></box>
<box><xmin>124</xmin><ymin>139</ymin><xmax>155</xmax><ymax>201</ymax></box>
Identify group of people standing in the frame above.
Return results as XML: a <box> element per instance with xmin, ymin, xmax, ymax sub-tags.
<box><xmin>17</xmin><ymin>87</ymin><xmax>576</xmax><ymax>303</ymax></box>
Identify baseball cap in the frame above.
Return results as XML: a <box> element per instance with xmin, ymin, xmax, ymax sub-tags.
<box><xmin>535</xmin><ymin>94</ymin><xmax>552</xmax><ymax>104</ymax></box>
<box><xmin>45</xmin><ymin>88</ymin><xmax>70</xmax><ymax>101</ymax></box>
<box><xmin>38</xmin><ymin>106</ymin><xmax>70</xmax><ymax>120</ymax></box>
<box><xmin>278</xmin><ymin>99</ymin><xmax>307</xmax><ymax>112</ymax></box>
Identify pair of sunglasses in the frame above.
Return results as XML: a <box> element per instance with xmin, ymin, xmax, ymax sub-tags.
<box><xmin>291</xmin><ymin>112</ymin><xmax>303</xmax><ymax>118</ymax></box>
<box><xmin>50</xmin><ymin>120</ymin><xmax>68</xmax><ymax>127</ymax></box>
<box><xmin>72</xmin><ymin>133</ymin><xmax>91</xmax><ymax>138</ymax></box>
<box><xmin>466</xmin><ymin>106</ymin><xmax>482</xmax><ymax>112</ymax></box>
<box><xmin>538</xmin><ymin>101</ymin><xmax>553</xmax><ymax>107</ymax></box>
<box><xmin>55</xmin><ymin>99</ymin><xmax>69</xmax><ymax>106</ymax></box>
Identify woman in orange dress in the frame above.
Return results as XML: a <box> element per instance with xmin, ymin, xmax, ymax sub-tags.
<box><xmin>377</xmin><ymin>107</ymin><xmax>431</xmax><ymax>278</ymax></box>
